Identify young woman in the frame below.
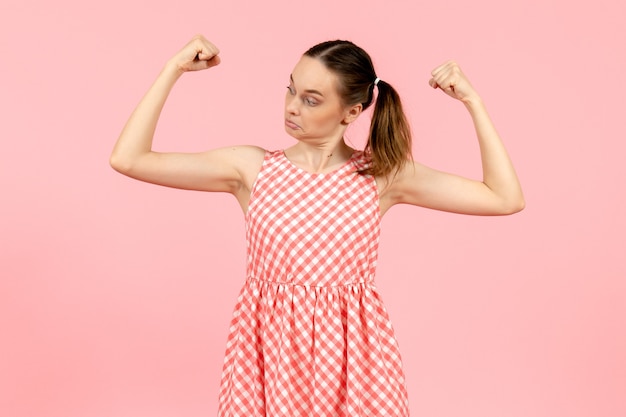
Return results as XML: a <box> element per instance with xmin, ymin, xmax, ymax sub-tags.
<box><xmin>111</xmin><ymin>34</ymin><xmax>524</xmax><ymax>417</ymax></box>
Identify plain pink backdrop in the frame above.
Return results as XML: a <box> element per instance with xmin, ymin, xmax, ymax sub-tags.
<box><xmin>1</xmin><ymin>0</ymin><xmax>624</xmax><ymax>416</ymax></box>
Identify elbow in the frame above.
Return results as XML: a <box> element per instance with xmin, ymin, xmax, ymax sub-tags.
<box><xmin>499</xmin><ymin>195</ymin><xmax>525</xmax><ymax>215</ymax></box>
<box><xmin>109</xmin><ymin>152</ymin><xmax>133</xmax><ymax>175</ymax></box>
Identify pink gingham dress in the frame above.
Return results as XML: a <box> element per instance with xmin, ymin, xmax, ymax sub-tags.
<box><xmin>218</xmin><ymin>150</ymin><xmax>409</xmax><ymax>416</ymax></box>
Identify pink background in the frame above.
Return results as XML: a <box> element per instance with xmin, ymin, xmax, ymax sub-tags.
<box><xmin>1</xmin><ymin>0</ymin><xmax>625</xmax><ymax>416</ymax></box>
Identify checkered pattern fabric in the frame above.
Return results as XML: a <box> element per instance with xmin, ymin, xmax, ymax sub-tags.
<box><xmin>218</xmin><ymin>150</ymin><xmax>409</xmax><ymax>416</ymax></box>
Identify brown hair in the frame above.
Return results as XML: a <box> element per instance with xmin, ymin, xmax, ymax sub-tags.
<box><xmin>304</xmin><ymin>40</ymin><xmax>412</xmax><ymax>178</ymax></box>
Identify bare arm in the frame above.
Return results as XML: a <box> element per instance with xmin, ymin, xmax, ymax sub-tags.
<box><xmin>382</xmin><ymin>61</ymin><xmax>525</xmax><ymax>216</ymax></box>
<box><xmin>110</xmin><ymin>35</ymin><xmax>264</xmax><ymax>200</ymax></box>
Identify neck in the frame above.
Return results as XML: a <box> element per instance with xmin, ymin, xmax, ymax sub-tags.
<box><xmin>286</xmin><ymin>140</ymin><xmax>353</xmax><ymax>173</ymax></box>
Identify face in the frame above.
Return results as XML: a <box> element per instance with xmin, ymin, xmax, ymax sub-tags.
<box><xmin>284</xmin><ymin>56</ymin><xmax>361</xmax><ymax>143</ymax></box>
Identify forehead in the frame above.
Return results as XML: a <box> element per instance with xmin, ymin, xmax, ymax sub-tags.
<box><xmin>291</xmin><ymin>56</ymin><xmax>339</xmax><ymax>94</ymax></box>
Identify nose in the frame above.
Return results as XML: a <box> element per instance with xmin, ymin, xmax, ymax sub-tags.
<box><xmin>285</xmin><ymin>93</ymin><xmax>300</xmax><ymax>115</ymax></box>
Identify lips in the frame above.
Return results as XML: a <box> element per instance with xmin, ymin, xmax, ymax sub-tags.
<box><xmin>285</xmin><ymin>119</ymin><xmax>300</xmax><ymax>130</ymax></box>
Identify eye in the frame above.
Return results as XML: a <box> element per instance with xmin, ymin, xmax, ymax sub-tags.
<box><xmin>304</xmin><ymin>97</ymin><xmax>318</xmax><ymax>106</ymax></box>
<box><xmin>286</xmin><ymin>85</ymin><xmax>295</xmax><ymax>95</ymax></box>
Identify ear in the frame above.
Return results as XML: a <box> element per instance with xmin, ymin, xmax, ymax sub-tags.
<box><xmin>342</xmin><ymin>103</ymin><xmax>363</xmax><ymax>124</ymax></box>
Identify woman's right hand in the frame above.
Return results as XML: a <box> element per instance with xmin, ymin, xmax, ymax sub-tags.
<box><xmin>168</xmin><ymin>34</ymin><xmax>221</xmax><ymax>73</ymax></box>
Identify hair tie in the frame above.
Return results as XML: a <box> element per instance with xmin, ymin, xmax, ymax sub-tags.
<box><xmin>374</xmin><ymin>77</ymin><xmax>381</xmax><ymax>86</ymax></box>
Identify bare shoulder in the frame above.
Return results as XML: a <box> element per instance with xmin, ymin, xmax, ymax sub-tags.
<box><xmin>225</xmin><ymin>145</ymin><xmax>266</xmax><ymax>183</ymax></box>
<box><xmin>217</xmin><ymin>144</ymin><xmax>266</xmax><ymax>166</ymax></box>
<box><xmin>376</xmin><ymin>161</ymin><xmax>431</xmax><ymax>215</ymax></box>
<box><xmin>388</xmin><ymin>160</ymin><xmax>438</xmax><ymax>198</ymax></box>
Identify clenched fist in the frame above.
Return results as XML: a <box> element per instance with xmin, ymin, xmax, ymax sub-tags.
<box><xmin>168</xmin><ymin>34</ymin><xmax>221</xmax><ymax>73</ymax></box>
<box><xmin>429</xmin><ymin>61</ymin><xmax>480</xmax><ymax>103</ymax></box>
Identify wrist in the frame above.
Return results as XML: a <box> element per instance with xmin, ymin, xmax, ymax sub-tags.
<box><xmin>462</xmin><ymin>94</ymin><xmax>485</xmax><ymax>110</ymax></box>
<box><xmin>163</xmin><ymin>59</ymin><xmax>186</xmax><ymax>79</ymax></box>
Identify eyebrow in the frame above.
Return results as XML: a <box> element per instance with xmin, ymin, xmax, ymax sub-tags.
<box><xmin>290</xmin><ymin>74</ymin><xmax>325</xmax><ymax>97</ymax></box>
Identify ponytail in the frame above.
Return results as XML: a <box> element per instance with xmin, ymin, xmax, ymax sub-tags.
<box><xmin>361</xmin><ymin>79</ymin><xmax>412</xmax><ymax>178</ymax></box>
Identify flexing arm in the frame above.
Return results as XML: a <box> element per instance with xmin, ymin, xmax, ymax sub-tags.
<box><xmin>110</xmin><ymin>35</ymin><xmax>264</xmax><ymax>198</ymax></box>
<box><xmin>384</xmin><ymin>61</ymin><xmax>525</xmax><ymax>216</ymax></box>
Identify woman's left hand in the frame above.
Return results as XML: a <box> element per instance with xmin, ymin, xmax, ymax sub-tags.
<box><xmin>429</xmin><ymin>61</ymin><xmax>480</xmax><ymax>103</ymax></box>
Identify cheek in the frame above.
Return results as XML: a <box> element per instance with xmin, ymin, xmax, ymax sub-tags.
<box><xmin>318</xmin><ymin>109</ymin><xmax>345</xmax><ymax>129</ymax></box>
<box><xmin>311</xmin><ymin>105</ymin><xmax>342</xmax><ymax>124</ymax></box>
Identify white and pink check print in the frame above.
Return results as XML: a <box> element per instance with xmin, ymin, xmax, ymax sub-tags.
<box><xmin>218</xmin><ymin>150</ymin><xmax>409</xmax><ymax>416</ymax></box>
